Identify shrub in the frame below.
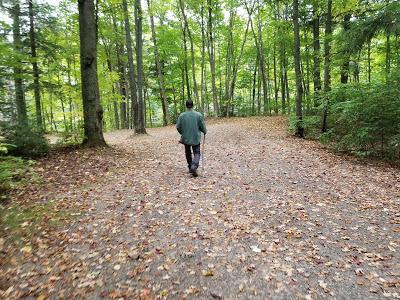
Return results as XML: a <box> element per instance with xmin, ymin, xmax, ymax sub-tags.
<box><xmin>289</xmin><ymin>115</ymin><xmax>322</xmax><ymax>139</ymax></box>
<box><xmin>327</xmin><ymin>80</ymin><xmax>400</xmax><ymax>158</ymax></box>
<box><xmin>0</xmin><ymin>156</ymin><xmax>33</xmax><ymax>199</ymax></box>
<box><xmin>1</xmin><ymin>124</ymin><xmax>49</xmax><ymax>158</ymax></box>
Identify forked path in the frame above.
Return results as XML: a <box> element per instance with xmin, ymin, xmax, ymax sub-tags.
<box><xmin>2</xmin><ymin>117</ymin><xmax>400</xmax><ymax>299</ymax></box>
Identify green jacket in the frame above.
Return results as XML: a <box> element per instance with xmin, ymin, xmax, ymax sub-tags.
<box><xmin>176</xmin><ymin>110</ymin><xmax>207</xmax><ymax>146</ymax></box>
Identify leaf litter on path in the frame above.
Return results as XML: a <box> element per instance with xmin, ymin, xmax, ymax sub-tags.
<box><xmin>1</xmin><ymin>117</ymin><xmax>399</xmax><ymax>299</ymax></box>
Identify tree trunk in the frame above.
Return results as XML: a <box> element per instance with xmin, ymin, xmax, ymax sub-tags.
<box><xmin>105</xmin><ymin>55</ymin><xmax>120</xmax><ymax>130</ymax></box>
<box><xmin>66</xmin><ymin>58</ymin><xmax>74</xmax><ymax>131</ymax></box>
<box><xmin>134</xmin><ymin>0</ymin><xmax>146</xmax><ymax>134</ymax></box>
<box><xmin>118</xmin><ymin>55</ymin><xmax>128</xmax><ymax>129</ymax></box>
<box><xmin>304</xmin><ymin>25</ymin><xmax>310</xmax><ymax>99</ymax></box>
<box><xmin>247</xmin><ymin>2</ymin><xmax>268</xmax><ymax>115</ymax></box>
<box><xmin>181</xmin><ymin>20</ymin><xmax>191</xmax><ymax>101</ymax></box>
<box><xmin>112</xmin><ymin>15</ymin><xmax>128</xmax><ymax>129</ymax></box>
<box><xmin>225</xmin><ymin>8</ymin><xmax>234</xmax><ymax>117</ymax></box>
<box><xmin>229</xmin><ymin>14</ymin><xmax>252</xmax><ymax>114</ymax></box>
<box><xmin>200</xmin><ymin>4</ymin><xmax>206</xmax><ymax>114</ymax></box>
<box><xmin>367</xmin><ymin>39</ymin><xmax>371</xmax><ymax>83</ymax></box>
<box><xmin>257</xmin><ymin>63</ymin><xmax>261</xmax><ymax>114</ymax></box>
<box><xmin>28</xmin><ymin>0</ymin><xmax>43</xmax><ymax>130</ymax></box>
<box><xmin>340</xmin><ymin>14</ymin><xmax>351</xmax><ymax>84</ymax></box>
<box><xmin>78</xmin><ymin>0</ymin><xmax>106</xmax><ymax>146</ymax></box>
<box><xmin>273</xmin><ymin>38</ymin><xmax>279</xmax><ymax>114</ymax></box>
<box><xmin>280</xmin><ymin>66</ymin><xmax>285</xmax><ymax>114</ymax></box>
<box><xmin>12</xmin><ymin>0</ymin><xmax>27</xmax><ymax>126</ymax></box>
<box><xmin>312</xmin><ymin>6</ymin><xmax>321</xmax><ymax>105</ymax></box>
<box><xmin>122</xmin><ymin>0</ymin><xmax>139</xmax><ymax>131</ymax></box>
<box><xmin>179</xmin><ymin>0</ymin><xmax>199</xmax><ymax>107</ymax></box>
<box><xmin>252</xmin><ymin>57</ymin><xmax>258</xmax><ymax>115</ymax></box>
<box><xmin>285</xmin><ymin>66</ymin><xmax>290</xmax><ymax>113</ymax></box>
<box><xmin>322</xmin><ymin>0</ymin><xmax>332</xmax><ymax>132</ymax></box>
<box><xmin>386</xmin><ymin>33</ymin><xmax>390</xmax><ymax>82</ymax></box>
<box><xmin>293</xmin><ymin>0</ymin><xmax>304</xmax><ymax>137</ymax></box>
<box><xmin>207</xmin><ymin>0</ymin><xmax>219</xmax><ymax>116</ymax></box>
<box><xmin>147</xmin><ymin>0</ymin><xmax>169</xmax><ymax>126</ymax></box>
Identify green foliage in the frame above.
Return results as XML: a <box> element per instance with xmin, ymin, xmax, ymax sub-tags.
<box><xmin>288</xmin><ymin>115</ymin><xmax>321</xmax><ymax>138</ymax></box>
<box><xmin>0</xmin><ymin>156</ymin><xmax>34</xmax><ymax>199</ymax></box>
<box><xmin>56</xmin><ymin>131</ymin><xmax>84</xmax><ymax>146</ymax></box>
<box><xmin>1</xmin><ymin>124</ymin><xmax>49</xmax><ymax>158</ymax></box>
<box><xmin>324</xmin><ymin>79</ymin><xmax>400</xmax><ymax>158</ymax></box>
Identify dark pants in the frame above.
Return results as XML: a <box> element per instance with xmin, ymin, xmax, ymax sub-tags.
<box><xmin>185</xmin><ymin>144</ymin><xmax>201</xmax><ymax>170</ymax></box>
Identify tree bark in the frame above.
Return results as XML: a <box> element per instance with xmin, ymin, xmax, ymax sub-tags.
<box><xmin>312</xmin><ymin>6</ymin><xmax>321</xmax><ymax>103</ymax></box>
<box><xmin>252</xmin><ymin>57</ymin><xmax>258</xmax><ymax>115</ymax></box>
<box><xmin>111</xmin><ymin>14</ymin><xmax>128</xmax><ymax>129</ymax></box>
<box><xmin>386</xmin><ymin>33</ymin><xmax>390</xmax><ymax>82</ymax></box>
<box><xmin>179</xmin><ymin>0</ymin><xmax>199</xmax><ymax>107</ymax></box>
<box><xmin>273</xmin><ymin>37</ymin><xmax>279</xmax><ymax>114</ymax></box>
<box><xmin>122</xmin><ymin>0</ymin><xmax>139</xmax><ymax>131</ymax></box>
<box><xmin>12</xmin><ymin>0</ymin><xmax>27</xmax><ymax>126</ymax></box>
<box><xmin>340</xmin><ymin>14</ymin><xmax>351</xmax><ymax>84</ymax></box>
<box><xmin>147</xmin><ymin>0</ymin><xmax>169</xmax><ymax>126</ymax></box>
<box><xmin>247</xmin><ymin>2</ymin><xmax>268</xmax><ymax>115</ymax></box>
<box><xmin>367</xmin><ymin>39</ymin><xmax>371</xmax><ymax>83</ymax></box>
<box><xmin>229</xmin><ymin>13</ymin><xmax>252</xmax><ymax>115</ymax></box>
<box><xmin>134</xmin><ymin>0</ymin><xmax>146</xmax><ymax>133</ymax></box>
<box><xmin>78</xmin><ymin>0</ymin><xmax>106</xmax><ymax>146</ymax></box>
<box><xmin>28</xmin><ymin>0</ymin><xmax>43</xmax><ymax>130</ymax></box>
<box><xmin>207</xmin><ymin>0</ymin><xmax>219</xmax><ymax>116</ymax></box>
<box><xmin>293</xmin><ymin>0</ymin><xmax>304</xmax><ymax>137</ymax></box>
<box><xmin>322</xmin><ymin>0</ymin><xmax>332</xmax><ymax>132</ymax></box>
<box><xmin>224</xmin><ymin>8</ymin><xmax>234</xmax><ymax>117</ymax></box>
<box><xmin>181</xmin><ymin>20</ymin><xmax>191</xmax><ymax>101</ymax></box>
<box><xmin>200</xmin><ymin>4</ymin><xmax>206</xmax><ymax>113</ymax></box>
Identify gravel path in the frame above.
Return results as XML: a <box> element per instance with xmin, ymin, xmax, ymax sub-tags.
<box><xmin>1</xmin><ymin>116</ymin><xmax>399</xmax><ymax>299</ymax></box>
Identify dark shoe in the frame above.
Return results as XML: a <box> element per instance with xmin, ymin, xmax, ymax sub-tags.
<box><xmin>190</xmin><ymin>165</ymin><xmax>198</xmax><ymax>177</ymax></box>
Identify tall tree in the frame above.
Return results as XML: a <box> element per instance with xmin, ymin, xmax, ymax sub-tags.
<box><xmin>207</xmin><ymin>0</ymin><xmax>219</xmax><ymax>116</ymax></box>
<box><xmin>247</xmin><ymin>2</ymin><xmax>268</xmax><ymax>115</ymax></box>
<box><xmin>78</xmin><ymin>0</ymin><xmax>106</xmax><ymax>146</ymax></box>
<box><xmin>340</xmin><ymin>14</ymin><xmax>351</xmax><ymax>84</ymax></box>
<box><xmin>147</xmin><ymin>0</ymin><xmax>169</xmax><ymax>126</ymax></box>
<box><xmin>179</xmin><ymin>0</ymin><xmax>199</xmax><ymax>106</ymax></box>
<box><xmin>122</xmin><ymin>0</ymin><xmax>138</xmax><ymax>130</ymax></box>
<box><xmin>322</xmin><ymin>0</ymin><xmax>332</xmax><ymax>132</ymax></box>
<box><xmin>293</xmin><ymin>0</ymin><xmax>304</xmax><ymax>137</ymax></box>
<box><xmin>12</xmin><ymin>0</ymin><xmax>27</xmax><ymax>126</ymax></box>
<box><xmin>312</xmin><ymin>5</ymin><xmax>321</xmax><ymax>99</ymax></box>
<box><xmin>200</xmin><ymin>3</ymin><xmax>207</xmax><ymax>113</ymax></box>
<box><xmin>28</xmin><ymin>0</ymin><xmax>43</xmax><ymax>130</ymax></box>
<box><xmin>134</xmin><ymin>0</ymin><xmax>146</xmax><ymax>133</ymax></box>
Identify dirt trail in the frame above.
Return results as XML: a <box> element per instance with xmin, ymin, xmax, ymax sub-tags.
<box><xmin>2</xmin><ymin>117</ymin><xmax>399</xmax><ymax>299</ymax></box>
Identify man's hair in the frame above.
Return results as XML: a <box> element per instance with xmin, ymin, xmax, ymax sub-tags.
<box><xmin>186</xmin><ymin>100</ymin><xmax>193</xmax><ymax>109</ymax></box>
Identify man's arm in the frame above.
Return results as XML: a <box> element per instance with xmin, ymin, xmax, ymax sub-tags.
<box><xmin>176</xmin><ymin>115</ymin><xmax>182</xmax><ymax>134</ymax></box>
<box><xmin>199</xmin><ymin>114</ymin><xmax>207</xmax><ymax>134</ymax></box>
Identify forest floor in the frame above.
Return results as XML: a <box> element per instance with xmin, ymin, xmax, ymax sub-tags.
<box><xmin>1</xmin><ymin>116</ymin><xmax>400</xmax><ymax>299</ymax></box>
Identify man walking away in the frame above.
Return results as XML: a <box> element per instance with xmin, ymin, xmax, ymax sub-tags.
<box><xmin>176</xmin><ymin>100</ymin><xmax>207</xmax><ymax>177</ymax></box>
